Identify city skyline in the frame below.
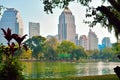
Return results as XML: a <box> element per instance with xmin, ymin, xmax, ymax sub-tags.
<box><xmin>0</xmin><ymin>0</ymin><xmax>117</xmax><ymax>44</ymax></box>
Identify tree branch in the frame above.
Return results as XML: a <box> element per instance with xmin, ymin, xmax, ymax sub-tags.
<box><xmin>97</xmin><ymin>5</ymin><xmax>120</xmax><ymax>38</ymax></box>
<box><xmin>108</xmin><ymin>0</ymin><xmax>120</xmax><ymax>12</ymax></box>
<box><xmin>97</xmin><ymin>6</ymin><xmax>120</xmax><ymax>29</ymax></box>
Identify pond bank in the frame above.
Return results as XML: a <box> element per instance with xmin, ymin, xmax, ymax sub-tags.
<box><xmin>26</xmin><ymin>74</ymin><xmax>119</xmax><ymax>80</ymax></box>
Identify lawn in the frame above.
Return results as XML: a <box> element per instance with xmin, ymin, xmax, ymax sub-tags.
<box><xmin>26</xmin><ymin>74</ymin><xmax>119</xmax><ymax>80</ymax></box>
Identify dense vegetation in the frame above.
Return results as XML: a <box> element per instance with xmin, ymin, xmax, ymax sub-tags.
<box><xmin>0</xmin><ymin>28</ymin><xmax>27</xmax><ymax>80</ymax></box>
<box><xmin>22</xmin><ymin>35</ymin><xmax>120</xmax><ymax>62</ymax></box>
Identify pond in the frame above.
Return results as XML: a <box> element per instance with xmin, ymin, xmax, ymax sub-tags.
<box><xmin>22</xmin><ymin>61</ymin><xmax>120</xmax><ymax>79</ymax></box>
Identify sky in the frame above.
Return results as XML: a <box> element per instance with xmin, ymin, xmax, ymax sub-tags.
<box><xmin>0</xmin><ymin>0</ymin><xmax>117</xmax><ymax>44</ymax></box>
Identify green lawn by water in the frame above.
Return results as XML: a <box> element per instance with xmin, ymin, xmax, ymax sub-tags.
<box><xmin>27</xmin><ymin>74</ymin><xmax>119</xmax><ymax>80</ymax></box>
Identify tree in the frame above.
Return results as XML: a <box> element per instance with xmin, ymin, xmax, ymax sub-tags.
<box><xmin>44</xmin><ymin>37</ymin><xmax>59</xmax><ymax>61</ymax></box>
<box><xmin>20</xmin><ymin>48</ymin><xmax>32</xmax><ymax>59</ymax></box>
<box><xmin>42</xmin><ymin>0</ymin><xmax>120</xmax><ymax>39</ymax></box>
<box><xmin>112</xmin><ymin>43</ymin><xmax>120</xmax><ymax>54</ymax></box>
<box><xmin>71</xmin><ymin>46</ymin><xmax>87</xmax><ymax>60</ymax></box>
<box><xmin>25</xmin><ymin>36</ymin><xmax>46</xmax><ymax>59</ymax></box>
<box><xmin>57</xmin><ymin>40</ymin><xmax>76</xmax><ymax>60</ymax></box>
<box><xmin>101</xmin><ymin>47</ymin><xmax>114</xmax><ymax>60</ymax></box>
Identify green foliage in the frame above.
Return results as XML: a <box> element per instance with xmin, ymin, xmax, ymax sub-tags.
<box><xmin>112</xmin><ymin>43</ymin><xmax>120</xmax><ymax>54</ymax></box>
<box><xmin>20</xmin><ymin>48</ymin><xmax>32</xmax><ymax>59</ymax></box>
<box><xmin>0</xmin><ymin>58</ymin><xmax>24</xmax><ymax>80</ymax></box>
<box><xmin>43</xmin><ymin>0</ymin><xmax>74</xmax><ymax>14</ymax></box>
<box><xmin>0</xmin><ymin>43</ymin><xmax>4</xmax><ymax>63</ymax></box>
<box><xmin>44</xmin><ymin>37</ymin><xmax>59</xmax><ymax>60</ymax></box>
<box><xmin>71</xmin><ymin>46</ymin><xmax>87</xmax><ymax>60</ymax></box>
<box><xmin>0</xmin><ymin>28</ymin><xmax>27</xmax><ymax>80</ymax></box>
<box><xmin>89</xmin><ymin>47</ymin><xmax>117</xmax><ymax>61</ymax></box>
<box><xmin>57</xmin><ymin>40</ymin><xmax>76</xmax><ymax>60</ymax></box>
<box><xmin>25</xmin><ymin>36</ymin><xmax>46</xmax><ymax>59</ymax></box>
<box><xmin>57</xmin><ymin>40</ymin><xmax>76</xmax><ymax>54</ymax></box>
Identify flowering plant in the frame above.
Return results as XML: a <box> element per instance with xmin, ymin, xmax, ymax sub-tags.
<box><xmin>0</xmin><ymin>28</ymin><xmax>27</xmax><ymax>80</ymax></box>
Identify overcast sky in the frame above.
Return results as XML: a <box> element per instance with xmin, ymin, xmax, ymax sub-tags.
<box><xmin>0</xmin><ymin>0</ymin><xmax>117</xmax><ymax>44</ymax></box>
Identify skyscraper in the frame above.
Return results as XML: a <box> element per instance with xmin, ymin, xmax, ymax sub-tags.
<box><xmin>88</xmin><ymin>29</ymin><xmax>98</xmax><ymax>50</ymax></box>
<box><xmin>79</xmin><ymin>35</ymin><xmax>88</xmax><ymax>50</ymax></box>
<box><xmin>29</xmin><ymin>22</ymin><xmax>40</xmax><ymax>38</ymax></box>
<box><xmin>58</xmin><ymin>7</ymin><xmax>76</xmax><ymax>44</ymax></box>
<box><xmin>0</xmin><ymin>8</ymin><xmax>23</xmax><ymax>44</ymax></box>
<box><xmin>102</xmin><ymin>37</ymin><xmax>112</xmax><ymax>48</ymax></box>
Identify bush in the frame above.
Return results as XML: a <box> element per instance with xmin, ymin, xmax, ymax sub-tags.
<box><xmin>0</xmin><ymin>28</ymin><xmax>27</xmax><ymax>80</ymax></box>
<box><xmin>0</xmin><ymin>58</ymin><xmax>24</xmax><ymax>80</ymax></box>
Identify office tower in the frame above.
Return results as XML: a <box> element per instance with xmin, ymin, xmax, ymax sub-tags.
<box><xmin>58</xmin><ymin>7</ymin><xmax>76</xmax><ymax>44</ymax></box>
<box><xmin>29</xmin><ymin>22</ymin><xmax>40</xmax><ymax>38</ymax></box>
<box><xmin>88</xmin><ymin>29</ymin><xmax>98</xmax><ymax>50</ymax></box>
<box><xmin>102</xmin><ymin>37</ymin><xmax>112</xmax><ymax>48</ymax></box>
<box><xmin>0</xmin><ymin>8</ymin><xmax>23</xmax><ymax>44</ymax></box>
<box><xmin>79</xmin><ymin>35</ymin><xmax>88</xmax><ymax>50</ymax></box>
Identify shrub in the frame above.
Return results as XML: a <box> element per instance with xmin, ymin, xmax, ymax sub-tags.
<box><xmin>0</xmin><ymin>28</ymin><xmax>27</xmax><ymax>80</ymax></box>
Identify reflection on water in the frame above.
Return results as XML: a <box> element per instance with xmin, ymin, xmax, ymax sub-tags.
<box><xmin>22</xmin><ymin>61</ymin><xmax>120</xmax><ymax>79</ymax></box>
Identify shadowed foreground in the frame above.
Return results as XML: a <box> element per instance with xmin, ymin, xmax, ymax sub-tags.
<box><xmin>26</xmin><ymin>74</ymin><xmax>119</xmax><ymax>80</ymax></box>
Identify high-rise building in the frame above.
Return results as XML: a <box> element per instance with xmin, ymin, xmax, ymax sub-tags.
<box><xmin>88</xmin><ymin>29</ymin><xmax>98</xmax><ymax>50</ymax></box>
<box><xmin>58</xmin><ymin>7</ymin><xmax>76</xmax><ymax>44</ymax></box>
<box><xmin>79</xmin><ymin>35</ymin><xmax>88</xmax><ymax>50</ymax></box>
<box><xmin>0</xmin><ymin>8</ymin><xmax>23</xmax><ymax>44</ymax></box>
<box><xmin>29</xmin><ymin>22</ymin><xmax>40</xmax><ymax>38</ymax></box>
<box><xmin>102</xmin><ymin>37</ymin><xmax>112</xmax><ymax>48</ymax></box>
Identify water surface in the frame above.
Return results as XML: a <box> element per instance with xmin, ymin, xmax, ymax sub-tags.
<box><xmin>22</xmin><ymin>61</ymin><xmax>120</xmax><ymax>79</ymax></box>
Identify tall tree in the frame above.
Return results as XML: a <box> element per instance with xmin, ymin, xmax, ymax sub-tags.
<box><xmin>71</xmin><ymin>46</ymin><xmax>87</xmax><ymax>60</ymax></box>
<box><xmin>57</xmin><ymin>40</ymin><xmax>76</xmax><ymax>60</ymax></box>
<box><xmin>25</xmin><ymin>36</ymin><xmax>46</xmax><ymax>59</ymax></box>
<box><xmin>44</xmin><ymin>37</ymin><xmax>59</xmax><ymax>60</ymax></box>
<box><xmin>57</xmin><ymin>40</ymin><xmax>76</xmax><ymax>54</ymax></box>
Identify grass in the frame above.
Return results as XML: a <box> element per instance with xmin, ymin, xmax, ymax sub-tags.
<box><xmin>26</xmin><ymin>74</ymin><xmax>119</xmax><ymax>80</ymax></box>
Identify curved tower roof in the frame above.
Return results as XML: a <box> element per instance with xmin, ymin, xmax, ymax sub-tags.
<box><xmin>62</xmin><ymin>7</ymin><xmax>72</xmax><ymax>14</ymax></box>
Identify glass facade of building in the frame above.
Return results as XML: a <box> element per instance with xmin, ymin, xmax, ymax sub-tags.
<box><xmin>102</xmin><ymin>37</ymin><xmax>112</xmax><ymax>48</ymax></box>
<box><xmin>0</xmin><ymin>8</ymin><xmax>23</xmax><ymax>44</ymax></box>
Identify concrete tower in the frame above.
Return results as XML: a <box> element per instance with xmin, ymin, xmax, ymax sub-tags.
<box><xmin>58</xmin><ymin>7</ymin><xmax>76</xmax><ymax>44</ymax></box>
<box><xmin>88</xmin><ymin>29</ymin><xmax>98</xmax><ymax>50</ymax></box>
<box><xmin>29</xmin><ymin>22</ymin><xmax>40</xmax><ymax>38</ymax></box>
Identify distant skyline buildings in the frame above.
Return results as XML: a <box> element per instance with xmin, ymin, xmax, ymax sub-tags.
<box><xmin>79</xmin><ymin>35</ymin><xmax>88</xmax><ymax>50</ymax></box>
<box><xmin>78</xmin><ymin>29</ymin><xmax>98</xmax><ymax>50</ymax></box>
<box><xmin>0</xmin><ymin>6</ymin><xmax>113</xmax><ymax>50</ymax></box>
<box><xmin>88</xmin><ymin>29</ymin><xmax>98</xmax><ymax>50</ymax></box>
<box><xmin>102</xmin><ymin>37</ymin><xmax>112</xmax><ymax>48</ymax></box>
<box><xmin>58</xmin><ymin>7</ymin><xmax>77</xmax><ymax>44</ymax></box>
<box><xmin>0</xmin><ymin>8</ymin><xmax>23</xmax><ymax>44</ymax></box>
<box><xmin>29</xmin><ymin>22</ymin><xmax>40</xmax><ymax>38</ymax></box>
